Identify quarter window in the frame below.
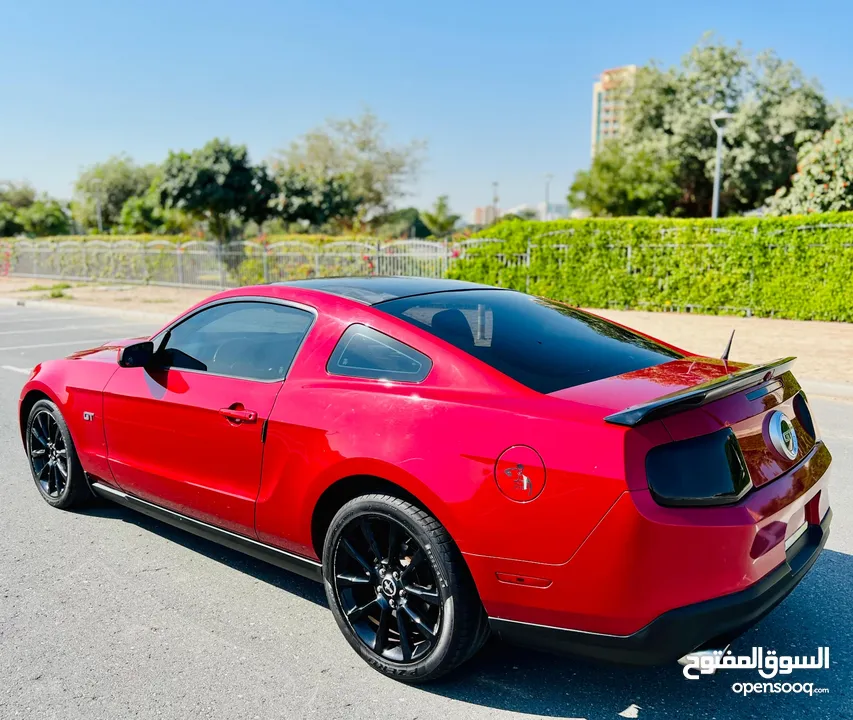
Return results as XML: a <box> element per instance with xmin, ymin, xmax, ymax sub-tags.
<box><xmin>328</xmin><ymin>324</ymin><xmax>432</xmax><ymax>382</ymax></box>
<box><xmin>156</xmin><ymin>301</ymin><xmax>314</xmax><ymax>381</ymax></box>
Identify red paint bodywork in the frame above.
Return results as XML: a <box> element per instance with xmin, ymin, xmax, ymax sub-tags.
<box><xmin>19</xmin><ymin>285</ymin><xmax>832</xmax><ymax>639</ymax></box>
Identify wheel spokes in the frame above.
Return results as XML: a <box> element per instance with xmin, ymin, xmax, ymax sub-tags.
<box><xmin>404</xmin><ymin>583</ymin><xmax>440</xmax><ymax>606</ymax></box>
<box><xmin>336</xmin><ymin>572</ymin><xmax>371</xmax><ymax>587</ymax></box>
<box><xmin>387</xmin><ymin>522</ymin><xmax>399</xmax><ymax>564</ymax></box>
<box><xmin>403</xmin><ymin>605</ymin><xmax>436</xmax><ymax>641</ymax></box>
<box><xmin>47</xmin><ymin>465</ymin><xmax>58</xmax><ymax>495</ymax></box>
<box><xmin>373</xmin><ymin>603</ymin><xmax>391</xmax><ymax>653</ymax></box>
<box><xmin>341</xmin><ymin>539</ymin><xmax>376</xmax><ymax>579</ymax></box>
<box><xmin>360</xmin><ymin>519</ymin><xmax>384</xmax><ymax>565</ymax></box>
<box><xmin>346</xmin><ymin>598</ymin><xmax>378</xmax><ymax>623</ymax></box>
<box><xmin>396</xmin><ymin>610</ymin><xmax>413</xmax><ymax>662</ymax></box>
<box><xmin>400</xmin><ymin>548</ymin><xmax>424</xmax><ymax>582</ymax></box>
<box><xmin>31</xmin><ymin>424</ymin><xmax>47</xmax><ymax>448</ymax></box>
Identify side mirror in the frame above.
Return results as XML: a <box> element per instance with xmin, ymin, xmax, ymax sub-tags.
<box><xmin>118</xmin><ymin>341</ymin><xmax>155</xmax><ymax>368</ymax></box>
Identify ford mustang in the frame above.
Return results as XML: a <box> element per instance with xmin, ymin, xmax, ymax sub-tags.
<box><xmin>18</xmin><ymin>277</ymin><xmax>832</xmax><ymax>682</ymax></box>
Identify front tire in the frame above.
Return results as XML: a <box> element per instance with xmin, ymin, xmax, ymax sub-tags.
<box><xmin>26</xmin><ymin>399</ymin><xmax>90</xmax><ymax>509</ymax></box>
<box><xmin>322</xmin><ymin>494</ymin><xmax>487</xmax><ymax>682</ymax></box>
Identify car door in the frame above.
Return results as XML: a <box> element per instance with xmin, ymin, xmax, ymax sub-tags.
<box><xmin>103</xmin><ymin>298</ymin><xmax>315</xmax><ymax>537</ymax></box>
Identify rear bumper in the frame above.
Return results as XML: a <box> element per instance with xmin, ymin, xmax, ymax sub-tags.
<box><xmin>489</xmin><ymin>507</ymin><xmax>831</xmax><ymax>665</ymax></box>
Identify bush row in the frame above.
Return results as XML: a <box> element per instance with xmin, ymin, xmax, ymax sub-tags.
<box><xmin>447</xmin><ymin>214</ymin><xmax>853</xmax><ymax>321</ymax></box>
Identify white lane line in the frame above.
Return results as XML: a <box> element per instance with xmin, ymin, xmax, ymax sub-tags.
<box><xmin>1</xmin><ymin>365</ymin><xmax>31</xmax><ymax>374</ymax></box>
<box><xmin>0</xmin><ymin>314</ymin><xmax>96</xmax><ymax>325</ymax></box>
<box><xmin>0</xmin><ymin>323</ymin><xmax>154</xmax><ymax>336</ymax></box>
<box><xmin>0</xmin><ymin>338</ymin><xmax>113</xmax><ymax>351</ymax></box>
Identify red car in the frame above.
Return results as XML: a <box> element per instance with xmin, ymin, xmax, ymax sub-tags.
<box><xmin>18</xmin><ymin>278</ymin><xmax>831</xmax><ymax>682</ymax></box>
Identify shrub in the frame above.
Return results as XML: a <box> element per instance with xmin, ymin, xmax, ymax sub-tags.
<box><xmin>448</xmin><ymin>214</ymin><xmax>853</xmax><ymax>321</ymax></box>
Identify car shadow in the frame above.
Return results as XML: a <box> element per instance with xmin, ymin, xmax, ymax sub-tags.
<box><xmin>79</xmin><ymin>500</ymin><xmax>328</xmax><ymax>608</ymax></box>
<box><xmin>420</xmin><ymin>549</ymin><xmax>851</xmax><ymax>719</ymax></box>
<box><xmin>79</xmin><ymin>500</ymin><xmax>850</xmax><ymax>719</ymax></box>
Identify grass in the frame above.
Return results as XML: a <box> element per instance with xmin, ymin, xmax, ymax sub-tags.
<box><xmin>20</xmin><ymin>282</ymin><xmax>72</xmax><ymax>292</ymax></box>
<box><xmin>48</xmin><ymin>287</ymin><xmax>69</xmax><ymax>299</ymax></box>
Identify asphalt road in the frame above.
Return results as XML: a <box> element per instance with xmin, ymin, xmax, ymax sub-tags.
<box><xmin>0</xmin><ymin>302</ymin><xmax>850</xmax><ymax>720</ymax></box>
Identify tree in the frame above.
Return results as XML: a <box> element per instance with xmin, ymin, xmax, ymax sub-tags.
<box><xmin>18</xmin><ymin>199</ymin><xmax>70</xmax><ymax>236</ymax></box>
<box><xmin>155</xmin><ymin>139</ymin><xmax>277</xmax><ymax>243</ymax></box>
<box><xmin>0</xmin><ymin>203</ymin><xmax>24</xmax><ymax>237</ymax></box>
<box><xmin>118</xmin><ymin>194</ymin><xmax>195</xmax><ymax>234</ymax></box>
<box><xmin>568</xmin><ymin>143</ymin><xmax>681</xmax><ymax>216</ymax></box>
<box><xmin>371</xmin><ymin>208</ymin><xmax>432</xmax><ymax>238</ymax></box>
<box><xmin>274</xmin><ymin>110</ymin><xmax>425</xmax><ymax>221</ymax></box>
<box><xmin>74</xmin><ymin>155</ymin><xmax>158</xmax><ymax>231</ymax></box>
<box><xmin>571</xmin><ymin>36</ymin><xmax>834</xmax><ymax>217</ymax></box>
<box><xmin>767</xmin><ymin>114</ymin><xmax>853</xmax><ymax>214</ymax></box>
<box><xmin>0</xmin><ymin>181</ymin><xmax>37</xmax><ymax>209</ymax></box>
<box><xmin>422</xmin><ymin>195</ymin><xmax>460</xmax><ymax>235</ymax></box>
<box><xmin>270</xmin><ymin>168</ymin><xmax>362</xmax><ymax>230</ymax></box>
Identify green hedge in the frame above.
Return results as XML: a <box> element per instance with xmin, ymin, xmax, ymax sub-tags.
<box><xmin>447</xmin><ymin>214</ymin><xmax>853</xmax><ymax>322</ymax></box>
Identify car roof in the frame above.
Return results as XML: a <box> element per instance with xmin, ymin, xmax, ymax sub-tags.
<box><xmin>275</xmin><ymin>277</ymin><xmax>497</xmax><ymax>305</ymax></box>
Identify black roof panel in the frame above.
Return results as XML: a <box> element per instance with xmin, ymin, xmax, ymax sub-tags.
<box><xmin>277</xmin><ymin>277</ymin><xmax>493</xmax><ymax>305</ymax></box>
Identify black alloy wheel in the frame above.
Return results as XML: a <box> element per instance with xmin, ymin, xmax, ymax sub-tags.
<box><xmin>26</xmin><ymin>399</ymin><xmax>90</xmax><ymax>509</ymax></box>
<box><xmin>333</xmin><ymin>514</ymin><xmax>442</xmax><ymax>663</ymax></box>
<box><xmin>323</xmin><ymin>494</ymin><xmax>488</xmax><ymax>682</ymax></box>
<box><xmin>29</xmin><ymin>409</ymin><xmax>68</xmax><ymax>499</ymax></box>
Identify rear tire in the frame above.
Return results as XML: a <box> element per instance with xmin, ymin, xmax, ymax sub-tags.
<box><xmin>26</xmin><ymin>399</ymin><xmax>90</xmax><ymax>510</ymax></box>
<box><xmin>322</xmin><ymin>493</ymin><xmax>487</xmax><ymax>682</ymax></box>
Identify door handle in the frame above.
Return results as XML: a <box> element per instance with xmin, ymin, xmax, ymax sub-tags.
<box><xmin>219</xmin><ymin>407</ymin><xmax>258</xmax><ymax>424</ymax></box>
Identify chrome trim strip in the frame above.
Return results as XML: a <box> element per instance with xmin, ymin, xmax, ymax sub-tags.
<box><xmin>785</xmin><ymin>521</ymin><xmax>809</xmax><ymax>551</ymax></box>
<box><xmin>488</xmin><ymin>614</ymin><xmax>633</xmax><ymax>639</ymax></box>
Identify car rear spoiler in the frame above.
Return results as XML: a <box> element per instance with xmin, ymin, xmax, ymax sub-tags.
<box><xmin>604</xmin><ymin>357</ymin><xmax>797</xmax><ymax>427</ymax></box>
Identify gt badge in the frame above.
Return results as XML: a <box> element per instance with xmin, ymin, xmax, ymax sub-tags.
<box><xmin>83</xmin><ymin>411</ymin><xmax>94</xmax><ymax>421</ymax></box>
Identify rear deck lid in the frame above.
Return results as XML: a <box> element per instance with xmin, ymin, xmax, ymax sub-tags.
<box><xmin>552</xmin><ymin>356</ymin><xmax>816</xmax><ymax>489</ymax></box>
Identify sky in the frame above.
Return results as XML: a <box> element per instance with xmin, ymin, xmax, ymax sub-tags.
<box><xmin>2</xmin><ymin>0</ymin><xmax>853</xmax><ymax>219</ymax></box>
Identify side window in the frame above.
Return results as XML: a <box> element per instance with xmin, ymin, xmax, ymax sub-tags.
<box><xmin>157</xmin><ymin>301</ymin><xmax>314</xmax><ymax>381</ymax></box>
<box><xmin>327</xmin><ymin>324</ymin><xmax>432</xmax><ymax>382</ymax></box>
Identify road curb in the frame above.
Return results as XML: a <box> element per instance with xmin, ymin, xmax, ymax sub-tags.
<box><xmin>0</xmin><ymin>296</ymin><xmax>172</xmax><ymax>324</ymax></box>
<box><xmin>798</xmin><ymin>378</ymin><xmax>853</xmax><ymax>401</ymax></box>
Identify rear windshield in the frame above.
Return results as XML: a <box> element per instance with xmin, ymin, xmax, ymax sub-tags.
<box><xmin>377</xmin><ymin>290</ymin><xmax>681</xmax><ymax>394</ymax></box>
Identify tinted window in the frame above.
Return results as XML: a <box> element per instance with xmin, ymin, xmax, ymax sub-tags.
<box><xmin>157</xmin><ymin>301</ymin><xmax>314</xmax><ymax>381</ymax></box>
<box><xmin>328</xmin><ymin>324</ymin><xmax>432</xmax><ymax>382</ymax></box>
<box><xmin>377</xmin><ymin>290</ymin><xmax>681</xmax><ymax>393</ymax></box>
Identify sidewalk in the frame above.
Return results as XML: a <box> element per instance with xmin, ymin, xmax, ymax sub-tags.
<box><xmin>2</xmin><ymin>277</ymin><xmax>852</xmax><ymax>393</ymax></box>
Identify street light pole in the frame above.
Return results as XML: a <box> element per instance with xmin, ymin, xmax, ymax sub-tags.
<box><xmin>710</xmin><ymin>111</ymin><xmax>734</xmax><ymax>219</ymax></box>
<box><xmin>491</xmin><ymin>181</ymin><xmax>499</xmax><ymax>224</ymax></box>
<box><xmin>92</xmin><ymin>177</ymin><xmax>104</xmax><ymax>233</ymax></box>
<box><xmin>544</xmin><ymin>173</ymin><xmax>553</xmax><ymax>221</ymax></box>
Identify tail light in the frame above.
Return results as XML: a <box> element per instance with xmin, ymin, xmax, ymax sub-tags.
<box><xmin>645</xmin><ymin>428</ymin><xmax>752</xmax><ymax>507</ymax></box>
<box><xmin>793</xmin><ymin>392</ymin><xmax>818</xmax><ymax>441</ymax></box>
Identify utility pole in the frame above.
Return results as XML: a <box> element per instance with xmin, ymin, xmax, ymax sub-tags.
<box><xmin>544</xmin><ymin>173</ymin><xmax>554</xmax><ymax>221</ymax></box>
<box><xmin>710</xmin><ymin>111</ymin><xmax>734</xmax><ymax>219</ymax></box>
<box><xmin>491</xmin><ymin>181</ymin><xmax>499</xmax><ymax>224</ymax></box>
<box><xmin>92</xmin><ymin>177</ymin><xmax>104</xmax><ymax>233</ymax></box>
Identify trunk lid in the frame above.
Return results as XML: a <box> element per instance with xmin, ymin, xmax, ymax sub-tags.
<box><xmin>551</xmin><ymin>356</ymin><xmax>816</xmax><ymax>489</ymax></box>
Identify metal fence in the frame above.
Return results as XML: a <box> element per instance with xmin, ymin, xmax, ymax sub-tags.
<box><xmin>0</xmin><ymin>237</ymin><xmax>497</xmax><ymax>288</ymax></box>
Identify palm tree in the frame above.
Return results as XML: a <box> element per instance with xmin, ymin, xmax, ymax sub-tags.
<box><xmin>422</xmin><ymin>195</ymin><xmax>460</xmax><ymax>236</ymax></box>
